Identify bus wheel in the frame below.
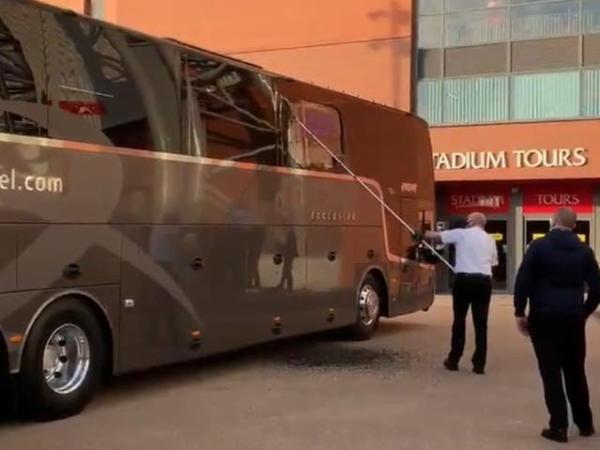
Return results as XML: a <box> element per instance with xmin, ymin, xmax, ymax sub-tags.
<box><xmin>349</xmin><ymin>274</ymin><xmax>382</xmax><ymax>341</ymax></box>
<box><xmin>19</xmin><ymin>298</ymin><xmax>106</xmax><ymax>421</ymax></box>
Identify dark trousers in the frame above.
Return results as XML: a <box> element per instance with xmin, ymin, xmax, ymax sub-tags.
<box><xmin>529</xmin><ymin>315</ymin><xmax>593</xmax><ymax>430</ymax></box>
<box><xmin>448</xmin><ymin>274</ymin><xmax>492</xmax><ymax>368</ymax></box>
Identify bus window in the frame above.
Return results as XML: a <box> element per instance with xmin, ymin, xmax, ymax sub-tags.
<box><xmin>43</xmin><ymin>11</ymin><xmax>180</xmax><ymax>151</ymax></box>
<box><xmin>287</xmin><ymin>101</ymin><xmax>343</xmax><ymax>171</ymax></box>
<box><xmin>181</xmin><ymin>53</ymin><xmax>279</xmax><ymax>165</ymax></box>
<box><xmin>0</xmin><ymin>1</ymin><xmax>48</xmax><ymax>136</ymax></box>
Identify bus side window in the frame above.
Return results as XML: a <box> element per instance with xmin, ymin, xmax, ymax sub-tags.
<box><xmin>43</xmin><ymin>11</ymin><xmax>181</xmax><ymax>152</ymax></box>
<box><xmin>181</xmin><ymin>53</ymin><xmax>279</xmax><ymax>165</ymax></box>
<box><xmin>0</xmin><ymin>1</ymin><xmax>48</xmax><ymax>137</ymax></box>
<box><xmin>287</xmin><ymin>101</ymin><xmax>343</xmax><ymax>171</ymax></box>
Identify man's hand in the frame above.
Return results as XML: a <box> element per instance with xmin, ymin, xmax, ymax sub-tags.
<box><xmin>411</xmin><ymin>231</ymin><xmax>424</xmax><ymax>242</ymax></box>
<box><xmin>515</xmin><ymin>316</ymin><xmax>529</xmax><ymax>337</ymax></box>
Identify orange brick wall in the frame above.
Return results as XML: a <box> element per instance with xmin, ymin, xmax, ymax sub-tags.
<box><xmin>40</xmin><ymin>0</ymin><xmax>413</xmax><ymax>110</ymax></box>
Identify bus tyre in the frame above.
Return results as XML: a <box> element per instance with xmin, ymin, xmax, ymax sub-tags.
<box><xmin>349</xmin><ymin>274</ymin><xmax>382</xmax><ymax>341</ymax></box>
<box><xmin>19</xmin><ymin>298</ymin><xmax>106</xmax><ymax>421</ymax></box>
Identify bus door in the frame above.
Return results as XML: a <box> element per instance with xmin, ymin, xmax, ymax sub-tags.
<box><xmin>396</xmin><ymin>197</ymin><xmax>421</xmax><ymax>312</ymax></box>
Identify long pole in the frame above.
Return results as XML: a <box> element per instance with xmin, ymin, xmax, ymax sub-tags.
<box><xmin>294</xmin><ymin>118</ymin><xmax>455</xmax><ymax>272</ymax></box>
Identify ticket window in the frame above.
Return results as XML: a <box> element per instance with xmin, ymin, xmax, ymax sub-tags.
<box><xmin>487</xmin><ymin>220</ymin><xmax>507</xmax><ymax>291</ymax></box>
<box><xmin>525</xmin><ymin>219</ymin><xmax>551</xmax><ymax>248</ymax></box>
<box><xmin>525</xmin><ymin>218</ymin><xmax>591</xmax><ymax>248</ymax></box>
<box><xmin>575</xmin><ymin>221</ymin><xmax>591</xmax><ymax>245</ymax></box>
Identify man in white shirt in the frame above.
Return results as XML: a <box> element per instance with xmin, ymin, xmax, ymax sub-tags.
<box><xmin>420</xmin><ymin>212</ymin><xmax>498</xmax><ymax>374</ymax></box>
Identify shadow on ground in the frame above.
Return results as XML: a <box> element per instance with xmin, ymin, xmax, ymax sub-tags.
<box><xmin>0</xmin><ymin>320</ymin><xmax>430</xmax><ymax>425</ymax></box>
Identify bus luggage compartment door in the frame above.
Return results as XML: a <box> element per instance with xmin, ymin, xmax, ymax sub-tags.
<box><xmin>306</xmin><ymin>227</ymin><xmax>353</xmax><ymax>326</ymax></box>
<box><xmin>0</xmin><ymin>226</ymin><xmax>18</xmax><ymax>292</ymax></box>
<box><xmin>17</xmin><ymin>225</ymin><xmax>121</xmax><ymax>291</ymax></box>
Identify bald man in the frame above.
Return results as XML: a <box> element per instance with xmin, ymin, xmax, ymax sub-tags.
<box><xmin>514</xmin><ymin>207</ymin><xmax>600</xmax><ymax>443</ymax></box>
<box><xmin>421</xmin><ymin>212</ymin><xmax>498</xmax><ymax>374</ymax></box>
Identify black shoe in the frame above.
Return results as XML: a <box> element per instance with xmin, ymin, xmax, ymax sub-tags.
<box><xmin>541</xmin><ymin>428</ymin><xmax>568</xmax><ymax>443</ymax></box>
<box><xmin>580</xmin><ymin>426</ymin><xmax>595</xmax><ymax>437</ymax></box>
<box><xmin>473</xmin><ymin>366</ymin><xmax>485</xmax><ymax>375</ymax></box>
<box><xmin>443</xmin><ymin>359</ymin><xmax>458</xmax><ymax>371</ymax></box>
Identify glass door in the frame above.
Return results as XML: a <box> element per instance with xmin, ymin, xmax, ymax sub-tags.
<box><xmin>575</xmin><ymin>220</ymin><xmax>591</xmax><ymax>245</ymax></box>
<box><xmin>525</xmin><ymin>219</ymin><xmax>551</xmax><ymax>249</ymax></box>
<box><xmin>487</xmin><ymin>220</ymin><xmax>507</xmax><ymax>291</ymax></box>
<box><xmin>525</xmin><ymin>218</ymin><xmax>591</xmax><ymax>249</ymax></box>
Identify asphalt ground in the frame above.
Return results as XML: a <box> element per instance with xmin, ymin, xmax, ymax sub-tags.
<box><xmin>1</xmin><ymin>295</ymin><xmax>600</xmax><ymax>450</ymax></box>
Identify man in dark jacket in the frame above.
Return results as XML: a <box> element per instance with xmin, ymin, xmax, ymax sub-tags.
<box><xmin>514</xmin><ymin>207</ymin><xmax>600</xmax><ymax>443</ymax></box>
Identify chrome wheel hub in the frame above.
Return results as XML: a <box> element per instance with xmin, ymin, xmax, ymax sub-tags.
<box><xmin>359</xmin><ymin>284</ymin><xmax>380</xmax><ymax>327</ymax></box>
<box><xmin>43</xmin><ymin>324</ymin><xmax>90</xmax><ymax>395</ymax></box>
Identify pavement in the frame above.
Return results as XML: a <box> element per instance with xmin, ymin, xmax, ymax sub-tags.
<box><xmin>1</xmin><ymin>295</ymin><xmax>600</xmax><ymax>450</ymax></box>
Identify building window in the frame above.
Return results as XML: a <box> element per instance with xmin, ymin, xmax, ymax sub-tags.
<box><xmin>443</xmin><ymin>76</ymin><xmax>508</xmax><ymax>123</ymax></box>
<box><xmin>582</xmin><ymin>68</ymin><xmax>600</xmax><ymax>116</ymax></box>
<box><xmin>446</xmin><ymin>0</ymin><xmax>507</xmax><ymax>13</ymax></box>
<box><xmin>583</xmin><ymin>0</ymin><xmax>600</xmax><ymax>34</ymax></box>
<box><xmin>416</xmin><ymin>0</ymin><xmax>600</xmax><ymax>125</ymax></box>
<box><xmin>510</xmin><ymin>0</ymin><xmax>566</xmax><ymax>3</ymax></box>
<box><xmin>511</xmin><ymin>1</ymin><xmax>580</xmax><ymax>41</ymax></box>
<box><xmin>419</xmin><ymin>0</ymin><xmax>443</xmax><ymax>15</ymax></box>
<box><xmin>511</xmin><ymin>71</ymin><xmax>580</xmax><ymax>120</ymax></box>
<box><xmin>417</xmin><ymin>80</ymin><xmax>443</xmax><ymax>125</ymax></box>
<box><xmin>445</xmin><ymin>8</ymin><xmax>508</xmax><ymax>47</ymax></box>
<box><xmin>418</xmin><ymin>15</ymin><xmax>443</xmax><ymax>49</ymax></box>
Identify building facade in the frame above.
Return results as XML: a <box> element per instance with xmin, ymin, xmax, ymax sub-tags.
<box><xmin>42</xmin><ymin>0</ymin><xmax>600</xmax><ymax>292</ymax></box>
<box><xmin>417</xmin><ymin>0</ymin><xmax>600</xmax><ymax>292</ymax></box>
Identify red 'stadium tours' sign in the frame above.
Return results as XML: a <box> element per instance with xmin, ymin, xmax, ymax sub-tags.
<box><xmin>446</xmin><ymin>187</ymin><xmax>510</xmax><ymax>215</ymax></box>
<box><xmin>523</xmin><ymin>185</ymin><xmax>593</xmax><ymax>214</ymax></box>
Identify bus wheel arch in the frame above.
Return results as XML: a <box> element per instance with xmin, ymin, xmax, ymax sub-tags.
<box><xmin>71</xmin><ymin>293</ymin><xmax>114</xmax><ymax>380</ymax></box>
<box><xmin>18</xmin><ymin>293</ymin><xmax>112</xmax><ymax>420</ymax></box>
<box><xmin>365</xmin><ymin>268</ymin><xmax>389</xmax><ymax>318</ymax></box>
<box><xmin>0</xmin><ymin>329</ymin><xmax>15</xmax><ymax>419</ymax></box>
<box><xmin>347</xmin><ymin>268</ymin><xmax>388</xmax><ymax>341</ymax></box>
<box><xmin>21</xmin><ymin>292</ymin><xmax>114</xmax><ymax>379</ymax></box>
<box><xmin>0</xmin><ymin>329</ymin><xmax>7</xmax><ymax>377</ymax></box>
<box><xmin>0</xmin><ymin>328</ymin><xmax>9</xmax><ymax>392</ymax></box>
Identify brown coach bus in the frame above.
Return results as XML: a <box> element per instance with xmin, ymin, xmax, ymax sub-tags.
<box><xmin>0</xmin><ymin>0</ymin><xmax>436</xmax><ymax>420</ymax></box>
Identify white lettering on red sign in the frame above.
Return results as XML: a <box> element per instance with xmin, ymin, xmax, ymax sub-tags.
<box><xmin>450</xmin><ymin>194</ymin><xmax>505</xmax><ymax>210</ymax></box>
<box><xmin>535</xmin><ymin>193</ymin><xmax>580</xmax><ymax>206</ymax></box>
